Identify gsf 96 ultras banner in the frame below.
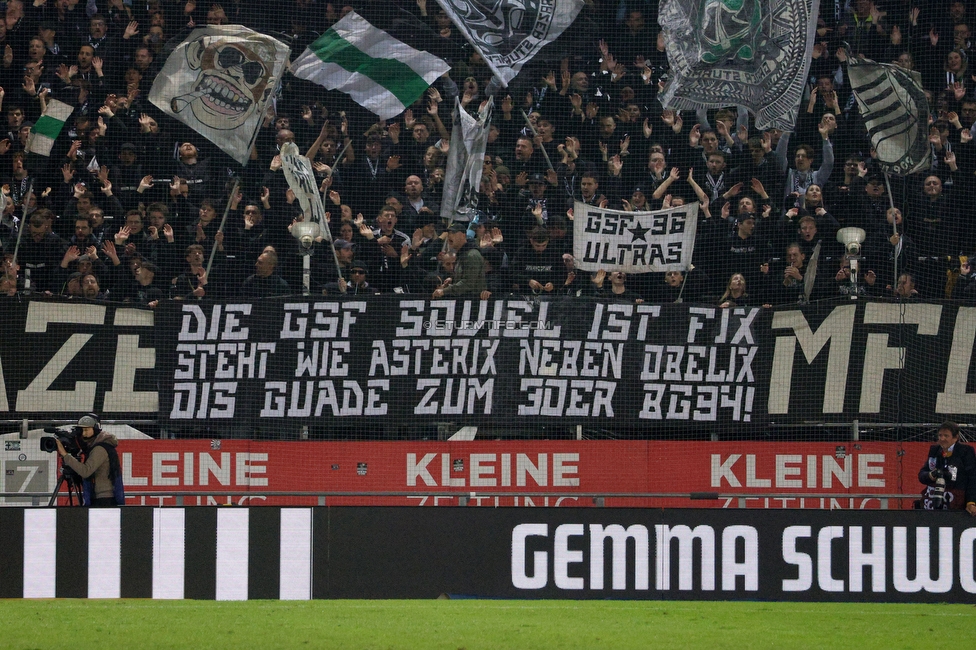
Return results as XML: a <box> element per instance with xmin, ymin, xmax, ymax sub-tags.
<box><xmin>2</xmin><ymin>297</ymin><xmax>976</xmax><ymax>425</ymax></box>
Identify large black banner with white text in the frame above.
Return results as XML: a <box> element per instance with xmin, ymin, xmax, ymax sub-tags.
<box><xmin>2</xmin><ymin>297</ymin><xmax>976</xmax><ymax>428</ymax></box>
<box><xmin>154</xmin><ymin>296</ymin><xmax>769</xmax><ymax>427</ymax></box>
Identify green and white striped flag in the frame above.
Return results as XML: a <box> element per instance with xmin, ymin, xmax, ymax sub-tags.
<box><xmin>291</xmin><ymin>11</ymin><xmax>450</xmax><ymax>120</ymax></box>
<box><xmin>26</xmin><ymin>99</ymin><xmax>74</xmax><ymax>156</ymax></box>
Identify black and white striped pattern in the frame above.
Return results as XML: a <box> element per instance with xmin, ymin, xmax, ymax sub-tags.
<box><xmin>848</xmin><ymin>57</ymin><xmax>931</xmax><ymax>176</ymax></box>
<box><xmin>0</xmin><ymin>508</ymin><xmax>314</xmax><ymax>600</ymax></box>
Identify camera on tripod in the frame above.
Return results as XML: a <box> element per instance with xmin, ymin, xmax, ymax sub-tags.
<box><xmin>39</xmin><ymin>426</ymin><xmax>82</xmax><ymax>458</ymax></box>
<box><xmin>39</xmin><ymin>426</ymin><xmax>85</xmax><ymax>506</ymax></box>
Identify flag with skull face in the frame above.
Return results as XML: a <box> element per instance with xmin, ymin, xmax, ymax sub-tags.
<box><xmin>149</xmin><ymin>25</ymin><xmax>290</xmax><ymax>165</ymax></box>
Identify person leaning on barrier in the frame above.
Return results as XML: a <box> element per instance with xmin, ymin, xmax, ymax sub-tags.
<box><xmin>55</xmin><ymin>414</ymin><xmax>123</xmax><ymax>507</ymax></box>
<box><xmin>918</xmin><ymin>421</ymin><xmax>976</xmax><ymax>515</ymax></box>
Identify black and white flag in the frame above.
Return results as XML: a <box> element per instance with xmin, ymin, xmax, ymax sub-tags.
<box><xmin>572</xmin><ymin>202</ymin><xmax>698</xmax><ymax>273</ymax></box>
<box><xmin>658</xmin><ymin>0</ymin><xmax>820</xmax><ymax>131</ymax></box>
<box><xmin>441</xmin><ymin>97</ymin><xmax>493</xmax><ymax>221</ymax></box>
<box><xmin>433</xmin><ymin>0</ymin><xmax>583</xmax><ymax>87</ymax></box>
<box><xmin>280</xmin><ymin>142</ymin><xmax>329</xmax><ymax>235</ymax></box>
<box><xmin>848</xmin><ymin>56</ymin><xmax>931</xmax><ymax>176</ymax></box>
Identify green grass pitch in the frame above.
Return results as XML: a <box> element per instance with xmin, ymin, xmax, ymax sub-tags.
<box><xmin>1</xmin><ymin>600</ymin><xmax>975</xmax><ymax>649</ymax></box>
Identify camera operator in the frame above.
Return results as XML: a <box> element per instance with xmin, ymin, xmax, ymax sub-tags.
<box><xmin>918</xmin><ymin>421</ymin><xmax>976</xmax><ymax>514</ymax></box>
<box><xmin>55</xmin><ymin>414</ymin><xmax>123</xmax><ymax>507</ymax></box>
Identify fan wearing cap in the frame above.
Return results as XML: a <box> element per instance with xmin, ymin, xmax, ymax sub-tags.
<box><xmin>510</xmin><ymin>226</ymin><xmax>567</xmax><ymax>293</ymax></box>
<box><xmin>519</xmin><ymin>171</ymin><xmax>554</xmax><ymax>231</ymax></box>
<box><xmin>130</xmin><ymin>261</ymin><xmax>166</xmax><ymax>306</ymax></box>
<box><xmin>625</xmin><ymin>187</ymin><xmax>648</xmax><ymax>212</ymax></box>
<box><xmin>56</xmin><ymin>414</ymin><xmax>122</xmax><ymax>507</ymax></box>
<box><xmin>433</xmin><ymin>222</ymin><xmax>486</xmax><ymax>298</ymax></box>
<box><xmin>848</xmin><ymin>167</ymin><xmax>890</xmax><ymax>234</ymax></box>
<box><xmin>333</xmin><ymin>239</ymin><xmax>357</xmax><ymax>277</ymax></box>
<box><xmin>338</xmin><ymin>260</ymin><xmax>378</xmax><ymax>295</ymax></box>
<box><xmin>710</xmin><ymin>207</ymin><xmax>770</xmax><ymax>297</ymax></box>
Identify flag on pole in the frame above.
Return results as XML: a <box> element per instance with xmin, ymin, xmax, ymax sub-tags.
<box><xmin>572</xmin><ymin>202</ymin><xmax>698</xmax><ymax>273</ymax></box>
<box><xmin>433</xmin><ymin>0</ymin><xmax>583</xmax><ymax>87</ymax></box>
<box><xmin>25</xmin><ymin>99</ymin><xmax>74</xmax><ymax>156</ymax></box>
<box><xmin>291</xmin><ymin>11</ymin><xmax>451</xmax><ymax>121</ymax></box>
<box><xmin>441</xmin><ymin>97</ymin><xmax>493</xmax><ymax>221</ymax></box>
<box><xmin>280</xmin><ymin>142</ymin><xmax>330</xmax><ymax>238</ymax></box>
<box><xmin>658</xmin><ymin>0</ymin><xmax>820</xmax><ymax>131</ymax></box>
<box><xmin>149</xmin><ymin>25</ymin><xmax>290</xmax><ymax>166</ymax></box>
<box><xmin>848</xmin><ymin>56</ymin><xmax>931</xmax><ymax>176</ymax></box>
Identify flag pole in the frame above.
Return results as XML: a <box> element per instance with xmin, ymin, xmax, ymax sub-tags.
<box><xmin>206</xmin><ymin>177</ymin><xmax>239</xmax><ymax>276</ymax></box>
<box><xmin>10</xmin><ymin>180</ymin><xmax>34</xmax><ymax>276</ymax></box>
<box><xmin>320</xmin><ymin>139</ymin><xmax>352</xmax><ymax>290</ymax></box>
<box><xmin>329</xmin><ymin>139</ymin><xmax>352</xmax><ymax>179</ymax></box>
<box><xmin>520</xmin><ymin>110</ymin><xmax>555</xmax><ymax>172</ymax></box>
<box><xmin>883</xmin><ymin>172</ymin><xmax>898</xmax><ymax>294</ymax></box>
<box><xmin>314</xmin><ymin>202</ymin><xmax>347</xmax><ymax>294</ymax></box>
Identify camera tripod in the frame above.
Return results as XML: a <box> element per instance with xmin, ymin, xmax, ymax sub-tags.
<box><xmin>48</xmin><ymin>458</ymin><xmax>84</xmax><ymax>507</ymax></box>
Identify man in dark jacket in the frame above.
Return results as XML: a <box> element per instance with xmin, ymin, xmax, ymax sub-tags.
<box><xmin>919</xmin><ymin>421</ymin><xmax>976</xmax><ymax>514</ymax></box>
<box><xmin>434</xmin><ymin>222</ymin><xmax>486</xmax><ymax>297</ymax></box>
<box><xmin>241</xmin><ymin>250</ymin><xmax>290</xmax><ymax>298</ymax></box>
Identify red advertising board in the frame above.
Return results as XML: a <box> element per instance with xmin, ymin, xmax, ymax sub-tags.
<box><xmin>116</xmin><ymin>441</ymin><xmax>928</xmax><ymax>509</ymax></box>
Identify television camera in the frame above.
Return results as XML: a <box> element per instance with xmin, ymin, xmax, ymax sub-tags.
<box><xmin>40</xmin><ymin>425</ymin><xmax>85</xmax><ymax>506</ymax></box>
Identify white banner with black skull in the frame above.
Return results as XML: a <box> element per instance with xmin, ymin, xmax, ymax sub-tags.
<box><xmin>149</xmin><ymin>25</ymin><xmax>291</xmax><ymax>166</ymax></box>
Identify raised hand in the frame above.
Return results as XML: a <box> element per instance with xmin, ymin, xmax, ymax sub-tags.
<box><xmin>62</xmin><ymin>245</ymin><xmax>81</xmax><ymax>265</ymax></box>
<box><xmin>102</xmin><ymin>240</ymin><xmax>119</xmax><ymax>262</ymax></box>
<box><xmin>115</xmin><ymin>225</ymin><xmax>131</xmax><ymax>245</ymax></box>
<box><xmin>952</xmin><ymin>81</ymin><xmax>966</xmax><ymax>102</ymax></box>
<box><xmin>619</xmin><ymin>135</ymin><xmax>631</xmax><ymax>155</ymax></box>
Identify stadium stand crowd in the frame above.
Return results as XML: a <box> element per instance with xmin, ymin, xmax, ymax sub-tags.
<box><xmin>0</xmin><ymin>0</ymin><xmax>974</xmax><ymax>306</ymax></box>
